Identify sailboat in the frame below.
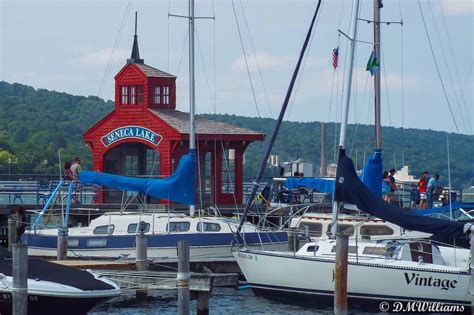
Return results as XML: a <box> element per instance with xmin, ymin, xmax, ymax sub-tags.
<box><xmin>23</xmin><ymin>4</ymin><xmax>287</xmax><ymax>259</ymax></box>
<box><xmin>233</xmin><ymin>0</ymin><xmax>473</xmax><ymax>311</ymax></box>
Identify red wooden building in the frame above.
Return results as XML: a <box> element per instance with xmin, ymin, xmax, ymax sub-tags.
<box><xmin>83</xmin><ymin>33</ymin><xmax>264</xmax><ymax>206</ymax></box>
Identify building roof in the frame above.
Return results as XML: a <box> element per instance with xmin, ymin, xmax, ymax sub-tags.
<box><xmin>149</xmin><ymin>109</ymin><xmax>263</xmax><ymax>136</ymax></box>
<box><xmin>136</xmin><ymin>64</ymin><xmax>176</xmax><ymax>78</ymax></box>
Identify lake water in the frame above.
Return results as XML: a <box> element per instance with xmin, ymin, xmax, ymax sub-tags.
<box><xmin>90</xmin><ymin>287</ymin><xmax>339</xmax><ymax>315</ymax></box>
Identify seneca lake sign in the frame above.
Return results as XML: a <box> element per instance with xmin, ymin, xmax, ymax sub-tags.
<box><xmin>101</xmin><ymin>126</ymin><xmax>163</xmax><ymax>147</ymax></box>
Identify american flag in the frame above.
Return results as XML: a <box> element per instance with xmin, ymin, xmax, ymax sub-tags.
<box><xmin>332</xmin><ymin>47</ymin><xmax>339</xmax><ymax>70</ymax></box>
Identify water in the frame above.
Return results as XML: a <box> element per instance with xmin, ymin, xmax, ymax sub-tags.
<box><xmin>90</xmin><ymin>287</ymin><xmax>336</xmax><ymax>315</ymax></box>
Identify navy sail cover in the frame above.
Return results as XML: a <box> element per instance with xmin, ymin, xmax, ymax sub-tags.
<box><xmin>334</xmin><ymin>149</ymin><xmax>466</xmax><ymax>238</ymax></box>
<box><xmin>80</xmin><ymin>149</ymin><xmax>196</xmax><ymax>205</ymax></box>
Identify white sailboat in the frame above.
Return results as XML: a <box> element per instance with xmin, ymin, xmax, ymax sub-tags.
<box><xmin>233</xmin><ymin>0</ymin><xmax>473</xmax><ymax>311</ymax></box>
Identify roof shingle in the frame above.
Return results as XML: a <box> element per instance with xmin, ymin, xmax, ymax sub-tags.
<box><xmin>136</xmin><ymin>64</ymin><xmax>176</xmax><ymax>78</ymax></box>
<box><xmin>149</xmin><ymin>109</ymin><xmax>263</xmax><ymax>136</ymax></box>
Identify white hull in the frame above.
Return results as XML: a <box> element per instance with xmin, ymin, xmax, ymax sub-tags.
<box><xmin>28</xmin><ymin>242</ymin><xmax>287</xmax><ymax>260</ymax></box>
<box><xmin>234</xmin><ymin>249</ymin><xmax>471</xmax><ymax>308</ymax></box>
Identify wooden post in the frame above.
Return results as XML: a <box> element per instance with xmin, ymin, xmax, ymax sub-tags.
<box><xmin>8</xmin><ymin>218</ymin><xmax>17</xmax><ymax>251</ymax></box>
<box><xmin>334</xmin><ymin>234</ymin><xmax>349</xmax><ymax>315</ymax></box>
<box><xmin>135</xmin><ymin>227</ymin><xmax>148</xmax><ymax>300</ymax></box>
<box><xmin>12</xmin><ymin>243</ymin><xmax>28</xmax><ymax>315</ymax></box>
<box><xmin>469</xmin><ymin>226</ymin><xmax>474</xmax><ymax>311</ymax></box>
<box><xmin>57</xmin><ymin>227</ymin><xmax>68</xmax><ymax>260</ymax></box>
<box><xmin>197</xmin><ymin>291</ymin><xmax>209</xmax><ymax>315</ymax></box>
<box><xmin>177</xmin><ymin>240</ymin><xmax>190</xmax><ymax>315</ymax></box>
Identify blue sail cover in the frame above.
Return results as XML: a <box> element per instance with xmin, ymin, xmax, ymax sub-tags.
<box><xmin>283</xmin><ymin>177</ymin><xmax>334</xmax><ymax>194</ymax></box>
<box><xmin>80</xmin><ymin>149</ymin><xmax>196</xmax><ymax>205</ymax></box>
<box><xmin>334</xmin><ymin>149</ymin><xmax>466</xmax><ymax>238</ymax></box>
<box><xmin>413</xmin><ymin>202</ymin><xmax>474</xmax><ymax>216</ymax></box>
<box><xmin>361</xmin><ymin>149</ymin><xmax>382</xmax><ymax>197</ymax></box>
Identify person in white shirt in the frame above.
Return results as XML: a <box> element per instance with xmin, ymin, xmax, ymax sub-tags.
<box><xmin>70</xmin><ymin>157</ymin><xmax>82</xmax><ymax>180</ymax></box>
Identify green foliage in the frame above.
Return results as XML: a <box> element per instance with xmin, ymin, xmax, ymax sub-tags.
<box><xmin>0</xmin><ymin>81</ymin><xmax>472</xmax><ymax>188</ymax></box>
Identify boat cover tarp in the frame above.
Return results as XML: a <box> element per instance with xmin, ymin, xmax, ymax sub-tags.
<box><xmin>413</xmin><ymin>202</ymin><xmax>474</xmax><ymax>216</ymax></box>
<box><xmin>0</xmin><ymin>247</ymin><xmax>115</xmax><ymax>291</ymax></box>
<box><xmin>361</xmin><ymin>149</ymin><xmax>382</xmax><ymax>197</ymax></box>
<box><xmin>80</xmin><ymin>149</ymin><xmax>196</xmax><ymax>205</ymax></box>
<box><xmin>334</xmin><ymin>149</ymin><xmax>466</xmax><ymax>238</ymax></box>
<box><xmin>283</xmin><ymin>177</ymin><xmax>334</xmax><ymax>194</ymax></box>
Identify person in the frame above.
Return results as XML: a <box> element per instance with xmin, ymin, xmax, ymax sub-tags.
<box><xmin>427</xmin><ymin>174</ymin><xmax>440</xmax><ymax>208</ymax></box>
<box><xmin>388</xmin><ymin>169</ymin><xmax>397</xmax><ymax>201</ymax></box>
<box><xmin>293</xmin><ymin>171</ymin><xmax>299</xmax><ymax>177</ymax></box>
<box><xmin>70</xmin><ymin>157</ymin><xmax>81</xmax><ymax>180</ymax></box>
<box><xmin>382</xmin><ymin>171</ymin><xmax>391</xmax><ymax>202</ymax></box>
<box><xmin>63</xmin><ymin>161</ymin><xmax>75</xmax><ymax>181</ymax></box>
<box><xmin>417</xmin><ymin>172</ymin><xmax>429</xmax><ymax>209</ymax></box>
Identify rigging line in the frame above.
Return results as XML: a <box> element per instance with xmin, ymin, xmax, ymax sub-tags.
<box><xmin>167</xmin><ymin>0</ymin><xmax>172</xmax><ymax>72</ymax></box>
<box><xmin>350</xmin><ymin>72</ymin><xmax>371</xmax><ymax>157</ymax></box>
<box><xmin>175</xmin><ymin>29</ymin><xmax>189</xmax><ymax>78</ymax></box>
<box><xmin>97</xmin><ymin>0</ymin><xmax>132</xmax><ymax>97</ymax></box>
<box><xmin>212</xmin><ymin>0</ymin><xmax>217</xmax><ymax>114</ymax></box>
<box><xmin>436</xmin><ymin>0</ymin><xmax>473</xmax><ymax>134</ymax></box>
<box><xmin>398</xmin><ymin>0</ymin><xmax>405</xmax><ymax>133</ymax></box>
<box><xmin>239</xmin><ymin>0</ymin><xmax>273</xmax><ymax>118</ymax></box>
<box><xmin>416</xmin><ymin>0</ymin><xmax>459</xmax><ymax>134</ymax></box>
<box><xmin>426</xmin><ymin>0</ymin><xmax>468</xmax><ymax>133</ymax></box>
<box><xmin>287</xmin><ymin>0</ymin><xmax>323</xmax><ymax>120</ymax></box>
<box><xmin>195</xmin><ymin>26</ymin><xmax>217</xmax><ymax>112</ymax></box>
<box><xmin>380</xmin><ymin>43</ymin><xmax>392</xmax><ymax>126</ymax></box>
<box><xmin>230</xmin><ymin>0</ymin><xmax>261</xmax><ymax>118</ymax></box>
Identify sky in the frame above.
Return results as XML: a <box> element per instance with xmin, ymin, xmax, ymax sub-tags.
<box><xmin>1</xmin><ymin>0</ymin><xmax>473</xmax><ymax>135</ymax></box>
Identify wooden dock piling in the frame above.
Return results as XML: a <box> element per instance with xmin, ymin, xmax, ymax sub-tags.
<box><xmin>197</xmin><ymin>291</ymin><xmax>210</xmax><ymax>315</ymax></box>
<box><xmin>135</xmin><ymin>227</ymin><xmax>148</xmax><ymax>300</ymax></box>
<box><xmin>12</xmin><ymin>243</ymin><xmax>28</xmax><ymax>315</ymax></box>
<box><xmin>8</xmin><ymin>218</ymin><xmax>17</xmax><ymax>251</ymax></box>
<box><xmin>177</xmin><ymin>240</ymin><xmax>190</xmax><ymax>315</ymax></box>
<box><xmin>57</xmin><ymin>227</ymin><xmax>68</xmax><ymax>260</ymax></box>
<box><xmin>334</xmin><ymin>234</ymin><xmax>348</xmax><ymax>315</ymax></box>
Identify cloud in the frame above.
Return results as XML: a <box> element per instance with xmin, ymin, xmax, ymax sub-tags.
<box><xmin>77</xmin><ymin>48</ymin><xmax>129</xmax><ymax>66</ymax></box>
<box><xmin>438</xmin><ymin>0</ymin><xmax>474</xmax><ymax>16</ymax></box>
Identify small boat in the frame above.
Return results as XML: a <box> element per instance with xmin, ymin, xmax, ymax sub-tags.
<box><xmin>0</xmin><ymin>247</ymin><xmax>120</xmax><ymax>315</ymax></box>
<box><xmin>24</xmin><ymin>212</ymin><xmax>287</xmax><ymax>259</ymax></box>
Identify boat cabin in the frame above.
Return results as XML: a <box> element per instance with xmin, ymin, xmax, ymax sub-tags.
<box><xmin>83</xmin><ymin>31</ymin><xmax>264</xmax><ymax>206</ymax></box>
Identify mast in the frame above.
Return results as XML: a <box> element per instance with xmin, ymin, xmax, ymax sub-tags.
<box><xmin>189</xmin><ymin>0</ymin><xmax>196</xmax><ymax>217</ymax></box>
<box><xmin>235</xmin><ymin>0</ymin><xmax>322</xmax><ymax>236</ymax></box>
<box><xmin>374</xmin><ymin>0</ymin><xmax>382</xmax><ymax>149</ymax></box>
<box><xmin>330</xmin><ymin>0</ymin><xmax>361</xmax><ymax>237</ymax></box>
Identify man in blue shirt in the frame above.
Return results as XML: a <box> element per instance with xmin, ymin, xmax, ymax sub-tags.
<box><xmin>427</xmin><ymin>174</ymin><xmax>440</xmax><ymax>208</ymax></box>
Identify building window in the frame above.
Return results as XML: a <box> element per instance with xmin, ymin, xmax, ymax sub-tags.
<box><xmin>146</xmin><ymin>149</ymin><xmax>160</xmax><ymax>176</ymax></box>
<box><xmin>130</xmin><ymin>86</ymin><xmax>136</xmax><ymax>104</ymax></box>
<box><xmin>125</xmin><ymin>155</ymin><xmax>138</xmax><ymax>176</ymax></box>
<box><xmin>137</xmin><ymin>85</ymin><xmax>143</xmax><ymax>104</ymax></box>
<box><xmin>163</xmin><ymin>86</ymin><xmax>169</xmax><ymax>104</ymax></box>
<box><xmin>121</xmin><ymin>86</ymin><xmax>128</xmax><ymax>105</ymax></box>
<box><xmin>154</xmin><ymin>86</ymin><xmax>161</xmax><ymax>104</ymax></box>
<box><xmin>221</xmin><ymin>149</ymin><xmax>235</xmax><ymax>193</ymax></box>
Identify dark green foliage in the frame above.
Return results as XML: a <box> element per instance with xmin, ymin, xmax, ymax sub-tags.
<box><xmin>0</xmin><ymin>81</ymin><xmax>113</xmax><ymax>174</ymax></box>
<box><xmin>204</xmin><ymin>114</ymin><xmax>474</xmax><ymax>189</ymax></box>
<box><xmin>0</xmin><ymin>81</ymin><xmax>472</xmax><ymax>188</ymax></box>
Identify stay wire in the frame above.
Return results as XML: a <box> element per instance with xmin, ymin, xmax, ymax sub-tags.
<box><xmin>230</xmin><ymin>0</ymin><xmax>261</xmax><ymax>118</ymax></box>
<box><xmin>426</xmin><ymin>0</ymin><xmax>468</xmax><ymax>133</ymax></box>
<box><xmin>435</xmin><ymin>0</ymin><xmax>472</xmax><ymax>134</ymax></box>
<box><xmin>239</xmin><ymin>0</ymin><xmax>273</xmax><ymax>118</ymax></box>
<box><xmin>416</xmin><ymin>0</ymin><xmax>459</xmax><ymax>133</ymax></box>
<box><xmin>97</xmin><ymin>0</ymin><xmax>132</xmax><ymax>98</ymax></box>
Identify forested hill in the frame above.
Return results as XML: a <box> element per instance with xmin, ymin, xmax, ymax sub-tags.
<box><xmin>0</xmin><ymin>81</ymin><xmax>473</xmax><ymax>188</ymax></box>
